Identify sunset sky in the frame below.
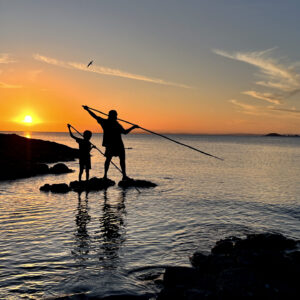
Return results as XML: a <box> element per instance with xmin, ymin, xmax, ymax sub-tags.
<box><xmin>1</xmin><ymin>0</ymin><xmax>300</xmax><ymax>134</ymax></box>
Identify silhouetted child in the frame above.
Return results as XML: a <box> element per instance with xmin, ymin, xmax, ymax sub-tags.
<box><xmin>68</xmin><ymin>124</ymin><xmax>94</xmax><ymax>181</ymax></box>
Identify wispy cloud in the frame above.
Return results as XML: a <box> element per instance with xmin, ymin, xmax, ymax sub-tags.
<box><xmin>271</xmin><ymin>107</ymin><xmax>300</xmax><ymax>114</ymax></box>
<box><xmin>229</xmin><ymin>99</ymin><xmax>256</xmax><ymax>111</ymax></box>
<box><xmin>242</xmin><ymin>91</ymin><xmax>281</xmax><ymax>105</ymax></box>
<box><xmin>213</xmin><ymin>48</ymin><xmax>299</xmax><ymax>89</ymax></box>
<box><xmin>33</xmin><ymin>54</ymin><xmax>192</xmax><ymax>89</ymax></box>
<box><xmin>0</xmin><ymin>53</ymin><xmax>16</xmax><ymax>64</ymax></box>
<box><xmin>0</xmin><ymin>81</ymin><xmax>22</xmax><ymax>89</ymax></box>
<box><xmin>214</xmin><ymin>47</ymin><xmax>300</xmax><ymax>114</ymax></box>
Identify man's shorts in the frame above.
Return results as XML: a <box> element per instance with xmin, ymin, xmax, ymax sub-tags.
<box><xmin>104</xmin><ymin>145</ymin><xmax>125</xmax><ymax>158</ymax></box>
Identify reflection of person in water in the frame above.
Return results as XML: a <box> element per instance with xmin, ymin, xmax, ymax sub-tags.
<box><xmin>73</xmin><ymin>191</ymin><xmax>91</xmax><ymax>261</ymax></box>
<box><xmin>98</xmin><ymin>190</ymin><xmax>127</xmax><ymax>269</ymax></box>
<box><xmin>83</xmin><ymin>106</ymin><xmax>139</xmax><ymax>180</ymax></box>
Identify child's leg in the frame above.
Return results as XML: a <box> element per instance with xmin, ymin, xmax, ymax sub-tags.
<box><xmin>79</xmin><ymin>165</ymin><xmax>84</xmax><ymax>181</ymax></box>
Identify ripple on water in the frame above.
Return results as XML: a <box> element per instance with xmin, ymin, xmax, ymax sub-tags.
<box><xmin>1</xmin><ymin>134</ymin><xmax>300</xmax><ymax>298</ymax></box>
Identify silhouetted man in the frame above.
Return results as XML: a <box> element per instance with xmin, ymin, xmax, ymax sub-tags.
<box><xmin>83</xmin><ymin>106</ymin><xmax>138</xmax><ymax>180</ymax></box>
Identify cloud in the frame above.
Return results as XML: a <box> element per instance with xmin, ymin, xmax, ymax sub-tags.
<box><xmin>214</xmin><ymin>48</ymin><xmax>300</xmax><ymax>115</ymax></box>
<box><xmin>0</xmin><ymin>81</ymin><xmax>22</xmax><ymax>89</ymax></box>
<box><xmin>271</xmin><ymin>107</ymin><xmax>300</xmax><ymax>114</ymax></box>
<box><xmin>229</xmin><ymin>99</ymin><xmax>256</xmax><ymax>111</ymax></box>
<box><xmin>242</xmin><ymin>90</ymin><xmax>281</xmax><ymax>105</ymax></box>
<box><xmin>0</xmin><ymin>53</ymin><xmax>16</xmax><ymax>64</ymax></box>
<box><xmin>33</xmin><ymin>54</ymin><xmax>192</xmax><ymax>89</ymax></box>
<box><xmin>213</xmin><ymin>48</ymin><xmax>298</xmax><ymax>88</ymax></box>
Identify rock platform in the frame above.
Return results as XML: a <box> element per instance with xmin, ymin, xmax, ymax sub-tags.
<box><xmin>40</xmin><ymin>177</ymin><xmax>115</xmax><ymax>193</ymax></box>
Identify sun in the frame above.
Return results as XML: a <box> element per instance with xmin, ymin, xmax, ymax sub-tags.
<box><xmin>23</xmin><ymin>115</ymin><xmax>33</xmax><ymax>123</ymax></box>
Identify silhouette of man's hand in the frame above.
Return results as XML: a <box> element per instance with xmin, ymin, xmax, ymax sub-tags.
<box><xmin>82</xmin><ymin>105</ymin><xmax>89</xmax><ymax>110</ymax></box>
<box><xmin>67</xmin><ymin>124</ymin><xmax>71</xmax><ymax>128</ymax></box>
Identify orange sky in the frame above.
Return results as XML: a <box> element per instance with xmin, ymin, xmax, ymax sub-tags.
<box><xmin>1</xmin><ymin>2</ymin><xmax>300</xmax><ymax>134</ymax></box>
<box><xmin>1</xmin><ymin>58</ymin><xmax>300</xmax><ymax>135</ymax></box>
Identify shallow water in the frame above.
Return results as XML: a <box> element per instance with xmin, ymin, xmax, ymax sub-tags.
<box><xmin>1</xmin><ymin>132</ymin><xmax>300</xmax><ymax>298</ymax></box>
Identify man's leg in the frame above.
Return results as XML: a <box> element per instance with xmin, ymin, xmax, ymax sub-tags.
<box><xmin>86</xmin><ymin>168</ymin><xmax>89</xmax><ymax>181</ymax></box>
<box><xmin>104</xmin><ymin>155</ymin><xmax>112</xmax><ymax>178</ymax></box>
<box><xmin>119</xmin><ymin>152</ymin><xmax>127</xmax><ymax>179</ymax></box>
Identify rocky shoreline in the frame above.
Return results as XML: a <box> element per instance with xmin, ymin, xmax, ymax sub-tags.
<box><xmin>157</xmin><ymin>233</ymin><xmax>300</xmax><ymax>299</ymax></box>
<box><xmin>54</xmin><ymin>233</ymin><xmax>300</xmax><ymax>299</ymax></box>
<box><xmin>0</xmin><ymin>133</ymin><xmax>78</xmax><ymax>180</ymax></box>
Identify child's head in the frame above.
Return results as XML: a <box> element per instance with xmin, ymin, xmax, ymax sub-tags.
<box><xmin>83</xmin><ymin>130</ymin><xmax>92</xmax><ymax>140</ymax></box>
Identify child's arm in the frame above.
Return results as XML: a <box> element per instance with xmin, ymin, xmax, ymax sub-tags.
<box><xmin>67</xmin><ymin>124</ymin><xmax>76</xmax><ymax>140</ymax></box>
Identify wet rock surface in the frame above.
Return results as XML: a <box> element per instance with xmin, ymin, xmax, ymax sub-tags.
<box><xmin>0</xmin><ymin>133</ymin><xmax>78</xmax><ymax>180</ymax></box>
<box><xmin>158</xmin><ymin>233</ymin><xmax>300</xmax><ymax>299</ymax></box>
<box><xmin>50</xmin><ymin>163</ymin><xmax>74</xmax><ymax>174</ymax></box>
<box><xmin>118</xmin><ymin>178</ymin><xmax>157</xmax><ymax>188</ymax></box>
<box><xmin>40</xmin><ymin>183</ymin><xmax>70</xmax><ymax>193</ymax></box>
<box><xmin>40</xmin><ymin>177</ymin><xmax>115</xmax><ymax>193</ymax></box>
<box><xmin>70</xmin><ymin>177</ymin><xmax>115</xmax><ymax>191</ymax></box>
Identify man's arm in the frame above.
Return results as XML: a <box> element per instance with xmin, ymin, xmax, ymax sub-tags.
<box><xmin>124</xmin><ymin>125</ymin><xmax>139</xmax><ymax>135</ymax></box>
<box><xmin>82</xmin><ymin>105</ymin><xmax>104</xmax><ymax>122</ymax></box>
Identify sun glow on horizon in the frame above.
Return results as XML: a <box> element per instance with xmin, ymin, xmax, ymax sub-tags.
<box><xmin>23</xmin><ymin>115</ymin><xmax>33</xmax><ymax>123</ymax></box>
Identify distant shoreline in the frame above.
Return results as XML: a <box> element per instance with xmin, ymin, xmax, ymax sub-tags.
<box><xmin>1</xmin><ymin>130</ymin><xmax>300</xmax><ymax>136</ymax></box>
<box><xmin>265</xmin><ymin>133</ymin><xmax>300</xmax><ymax>137</ymax></box>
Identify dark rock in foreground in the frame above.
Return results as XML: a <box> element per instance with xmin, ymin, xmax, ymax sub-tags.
<box><xmin>0</xmin><ymin>133</ymin><xmax>78</xmax><ymax>180</ymax></box>
<box><xmin>158</xmin><ymin>233</ymin><xmax>300</xmax><ymax>299</ymax></box>
<box><xmin>118</xmin><ymin>178</ymin><xmax>157</xmax><ymax>188</ymax></box>
<box><xmin>40</xmin><ymin>177</ymin><xmax>115</xmax><ymax>193</ymax></box>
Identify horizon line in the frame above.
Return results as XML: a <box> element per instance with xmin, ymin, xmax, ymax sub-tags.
<box><xmin>1</xmin><ymin>130</ymin><xmax>298</xmax><ymax>136</ymax></box>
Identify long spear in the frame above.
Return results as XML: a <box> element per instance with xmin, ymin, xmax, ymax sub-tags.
<box><xmin>85</xmin><ymin>106</ymin><xmax>224</xmax><ymax>161</ymax></box>
<box><xmin>68</xmin><ymin>124</ymin><xmax>141</xmax><ymax>193</ymax></box>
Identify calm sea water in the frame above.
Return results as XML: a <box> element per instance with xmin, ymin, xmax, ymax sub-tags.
<box><xmin>1</xmin><ymin>132</ymin><xmax>300</xmax><ymax>298</ymax></box>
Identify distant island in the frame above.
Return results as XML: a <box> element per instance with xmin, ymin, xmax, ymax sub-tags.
<box><xmin>0</xmin><ymin>133</ymin><xmax>79</xmax><ymax>180</ymax></box>
<box><xmin>265</xmin><ymin>133</ymin><xmax>300</xmax><ymax>137</ymax></box>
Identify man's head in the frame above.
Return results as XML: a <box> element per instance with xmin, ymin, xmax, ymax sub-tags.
<box><xmin>83</xmin><ymin>130</ymin><xmax>92</xmax><ymax>140</ymax></box>
<box><xmin>108</xmin><ymin>110</ymin><xmax>118</xmax><ymax>120</ymax></box>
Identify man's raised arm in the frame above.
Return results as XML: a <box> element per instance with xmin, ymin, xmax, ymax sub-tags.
<box><xmin>82</xmin><ymin>105</ymin><xmax>103</xmax><ymax>122</ymax></box>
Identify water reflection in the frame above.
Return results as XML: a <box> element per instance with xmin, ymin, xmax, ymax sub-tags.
<box><xmin>98</xmin><ymin>190</ymin><xmax>127</xmax><ymax>270</ymax></box>
<box><xmin>24</xmin><ymin>131</ymin><xmax>31</xmax><ymax>139</ymax></box>
<box><xmin>73</xmin><ymin>191</ymin><xmax>91</xmax><ymax>261</ymax></box>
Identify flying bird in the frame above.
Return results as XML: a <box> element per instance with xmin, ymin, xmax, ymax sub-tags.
<box><xmin>87</xmin><ymin>60</ymin><xmax>93</xmax><ymax>68</ymax></box>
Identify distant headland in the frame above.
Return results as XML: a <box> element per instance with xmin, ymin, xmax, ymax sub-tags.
<box><xmin>265</xmin><ymin>133</ymin><xmax>300</xmax><ymax>137</ymax></box>
<box><xmin>0</xmin><ymin>133</ymin><xmax>78</xmax><ymax>180</ymax></box>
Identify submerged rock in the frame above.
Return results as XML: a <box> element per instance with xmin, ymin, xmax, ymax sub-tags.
<box><xmin>40</xmin><ymin>183</ymin><xmax>70</xmax><ymax>193</ymax></box>
<box><xmin>70</xmin><ymin>177</ymin><xmax>115</xmax><ymax>191</ymax></box>
<box><xmin>50</xmin><ymin>163</ymin><xmax>74</xmax><ymax>174</ymax></box>
<box><xmin>118</xmin><ymin>178</ymin><xmax>157</xmax><ymax>188</ymax></box>
<box><xmin>158</xmin><ymin>233</ymin><xmax>300</xmax><ymax>299</ymax></box>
